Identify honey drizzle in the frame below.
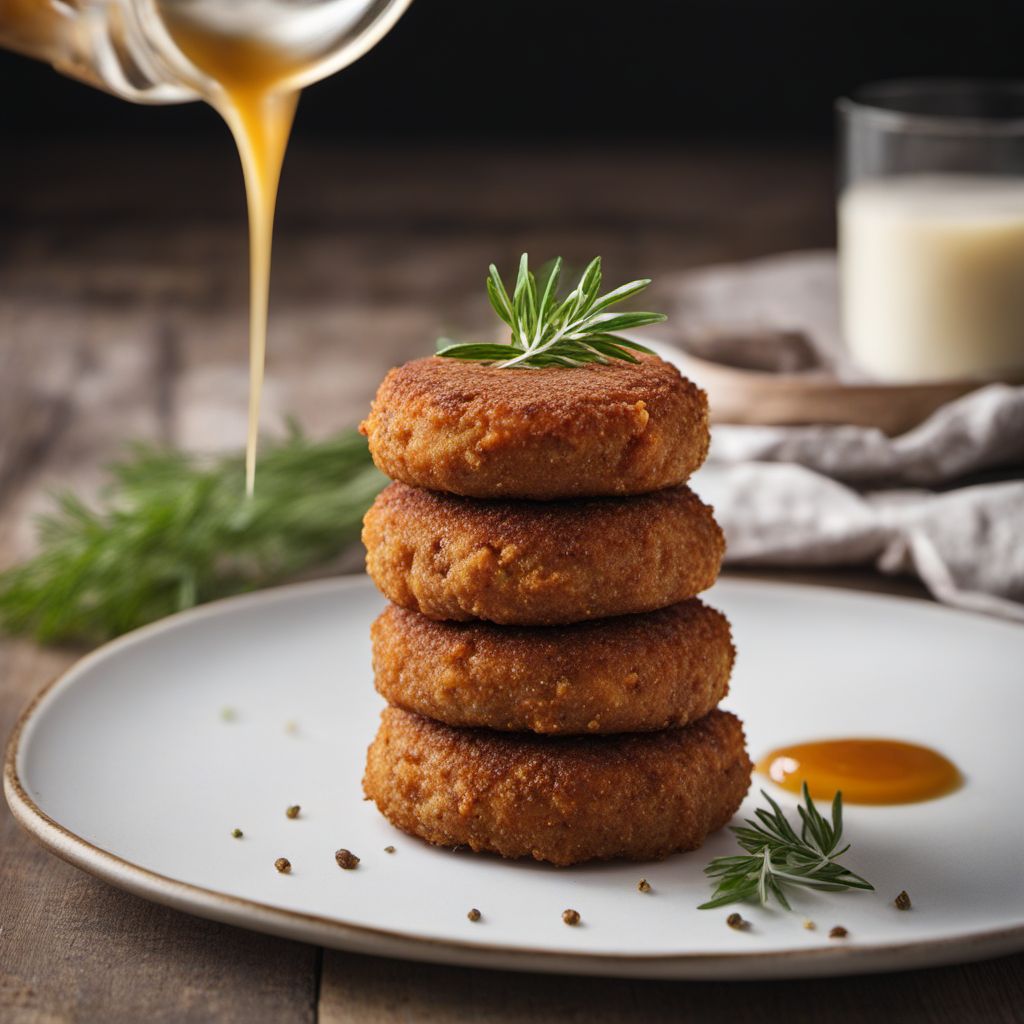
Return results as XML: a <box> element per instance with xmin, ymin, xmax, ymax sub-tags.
<box><xmin>157</xmin><ymin>14</ymin><xmax>303</xmax><ymax>494</ymax></box>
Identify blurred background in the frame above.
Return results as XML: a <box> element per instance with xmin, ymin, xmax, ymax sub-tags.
<box><xmin>4</xmin><ymin>0</ymin><xmax>1024</xmax><ymax>140</ymax></box>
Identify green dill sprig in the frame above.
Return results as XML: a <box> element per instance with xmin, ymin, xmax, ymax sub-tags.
<box><xmin>436</xmin><ymin>254</ymin><xmax>666</xmax><ymax>368</ymax></box>
<box><xmin>699</xmin><ymin>784</ymin><xmax>874</xmax><ymax>911</ymax></box>
<box><xmin>0</xmin><ymin>423</ymin><xmax>386</xmax><ymax>646</ymax></box>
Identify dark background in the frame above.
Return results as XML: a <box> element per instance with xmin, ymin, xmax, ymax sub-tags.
<box><xmin>1</xmin><ymin>0</ymin><xmax>1020</xmax><ymax>141</ymax></box>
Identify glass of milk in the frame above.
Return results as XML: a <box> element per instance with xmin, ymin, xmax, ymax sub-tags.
<box><xmin>838</xmin><ymin>80</ymin><xmax>1024</xmax><ymax>383</ymax></box>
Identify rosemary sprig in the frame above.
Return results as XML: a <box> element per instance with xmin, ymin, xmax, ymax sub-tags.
<box><xmin>436</xmin><ymin>254</ymin><xmax>666</xmax><ymax>368</ymax></box>
<box><xmin>0</xmin><ymin>423</ymin><xmax>386</xmax><ymax>646</ymax></box>
<box><xmin>699</xmin><ymin>784</ymin><xmax>874</xmax><ymax>911</ymax></box>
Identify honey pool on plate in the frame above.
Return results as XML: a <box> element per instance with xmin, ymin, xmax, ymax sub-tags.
<box><xmin>757</xmin><ymin>737</ymin><xmax>962</xmax><ymax>805</ymax></box>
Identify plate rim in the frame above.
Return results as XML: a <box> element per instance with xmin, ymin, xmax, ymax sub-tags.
<box><xmin>6</xmin><ymin>575</ymin><xmax>1024</xmax><ymax>980</ymax></box>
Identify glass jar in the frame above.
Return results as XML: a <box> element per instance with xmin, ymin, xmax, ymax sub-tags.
<box><xmin>0</xmin><ymin>0</ymin><xmax>412</xmax><ymax>105</ymax></box>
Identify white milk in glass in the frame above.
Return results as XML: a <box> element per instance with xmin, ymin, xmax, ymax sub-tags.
<box><xmin>839</xmin><ymin>175</ymin><xmax>1024</xmax><ymax>382</ymax></box>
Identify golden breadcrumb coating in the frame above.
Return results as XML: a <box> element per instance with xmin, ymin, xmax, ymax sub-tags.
<box><xmin>359</xmin><ymin>355</ymin><xmax>709</xmax><ymax>499</ymax></box>
<box><xmin>371</xmin><ymin>600</ymin><xmax>734</xmax><ymax>734</ymax></box>
<box><xmin>362</xmin><ymin>482</ymin><xmax>724</xmax><ymax>625</ymax></box>
<box><xmin>363</xmin><ymin>707</ymin><xmax>751</xmax><ymax>866</ymax></box>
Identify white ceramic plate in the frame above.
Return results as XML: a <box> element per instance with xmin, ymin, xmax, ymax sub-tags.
<box><xmin>6</xmin><ymin>577</ymin><xmax>1024</xmax><ymax>979</ymax></box>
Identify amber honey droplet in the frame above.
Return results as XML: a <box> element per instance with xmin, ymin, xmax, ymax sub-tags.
<box><xmin>755</xmin><ymin>738</ymin><xmax>961</xmax><ymax>805</ymax></box>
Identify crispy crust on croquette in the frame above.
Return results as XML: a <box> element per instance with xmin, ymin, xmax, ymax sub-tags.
<box><xmin>363</xmin><ymin>707</ymin><xmax>751</xmax><ymax>865</ymax></box>
<box><xmin>359</xmin><ymin>356</ymin><xmax>709</xmax><ymax>500</ymax></box>
<box><xmin>362</xmin><ymin>482</ymin><xmax>724</xmax><ymax>625</ymax></box>
<box><xmin>371</xmin><ymin>601</ymin><xmax>735</xmax><ymax>734</ymax></box>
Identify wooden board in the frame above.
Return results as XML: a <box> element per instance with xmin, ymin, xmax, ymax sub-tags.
<box><xmin>683</xmin><ymin>352</ymin><xmax>985</xmax><ymax>436</ymax></box>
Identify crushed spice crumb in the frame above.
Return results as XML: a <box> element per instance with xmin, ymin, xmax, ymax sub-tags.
<box><xmin>802</xmin><ymin>918</ymin><xmax>816</xmax><ymax>931</ymax></box>
<box><xmin>231</xmin><ymin>828</ymin><xmax>243</xmax><ymax>839</ymax></box>
<box><xmin>384</xmin><ymin>845</ymin><xmax>396</xmax><ymax>854</ymax></box>
<box><xmin>894</xmin><ymin>890</ymin><xmax>912</xmax><ymax>911</ymax></box>
<box><xmin>829</xmin><ymin>926</ymin><xmax>848</xmax><ymax>939</ymax></box>
<box><xmin>286</xmin><ymin>805</ymin><xmax>301</xmax><ymax>820</ymax></box>
<box><xmin>335</xmin><ymin>848</ymin><xmax>360</xmax><ymax>870</ymax></box>
<box><xmin>637</xmin><ymin>879</ymin><xmax>652</xmax><ymax>893</ymax></box>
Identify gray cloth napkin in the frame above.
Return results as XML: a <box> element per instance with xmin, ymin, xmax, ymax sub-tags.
<box><xmin>650</xmin><ymin>252</ymin><xmax>1024</xmax><ymax>622</ymax></box>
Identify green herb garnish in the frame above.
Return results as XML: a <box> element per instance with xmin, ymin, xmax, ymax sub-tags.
<box><xmin>436</xmin><ymin>254</ymin><xmax>666</xmax><ymax>368</ymax></box>
<box><xmin>0</xmin><ymin>423</ymin><xmax>386</xmax><ymax>646</ymax></box>
<box><xmin>699</xmin><ymin>784</ymin><xmax>873</xmax><ymax>911</ymax></box>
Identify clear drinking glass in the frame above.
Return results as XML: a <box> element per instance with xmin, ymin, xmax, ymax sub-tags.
<box><xmin>838</xmin><ymin>80</ymin><xmax>1024</xmax><ymax>383</ymax></box>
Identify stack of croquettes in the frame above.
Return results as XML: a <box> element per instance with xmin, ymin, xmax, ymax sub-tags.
<box><xmin>360</xmin><ymin>354</ymin><xmax>750</xmax><ymax>866</ymax></box>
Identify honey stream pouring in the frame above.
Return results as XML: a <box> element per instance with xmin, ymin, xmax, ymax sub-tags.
<box><xmin>0</xmin><ymin>0</ymin><xmax>413</xmax><ymax>492</ymax></box>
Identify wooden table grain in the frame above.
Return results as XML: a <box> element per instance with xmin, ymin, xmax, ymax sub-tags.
<box><xmin>1</xmin><ymin>141</ymin><xmax>1021</xmax><ymax>1023</ymax></box>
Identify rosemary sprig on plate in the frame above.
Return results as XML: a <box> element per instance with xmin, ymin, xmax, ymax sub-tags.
<box><xmin>699</xmin><ymin>784</ymin><xmax>874</xmax><ymax>911</ymax></box>
<box><xmin>436</xmin><ymin>254</ymin><xmax>666</xmax><ymax>368</ymax></box>
<box><xmin>0</xmin><ymin>423</ymin><xmax>386</xmax><ymax>645</ymax></box>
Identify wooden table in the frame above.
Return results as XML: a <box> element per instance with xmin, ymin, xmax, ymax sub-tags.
<box><xmin>2</xmin><ymin>141</ymin><xmax>1021</xmax><ymax>1023</ymax></box>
